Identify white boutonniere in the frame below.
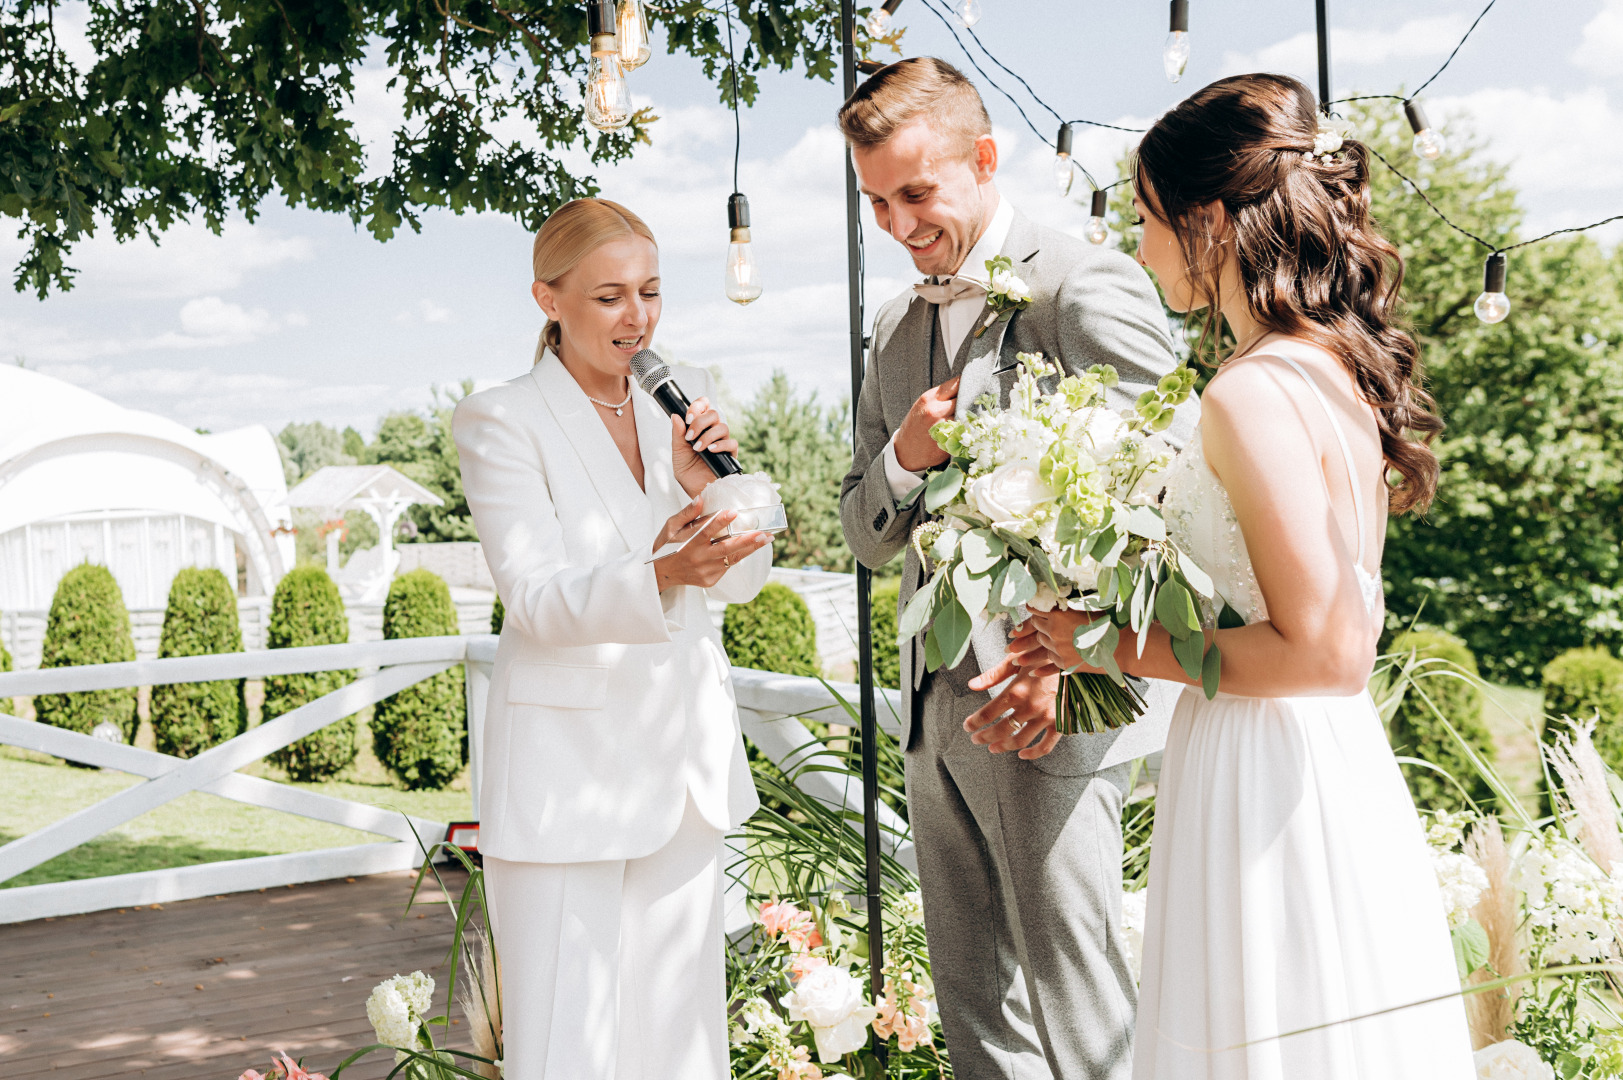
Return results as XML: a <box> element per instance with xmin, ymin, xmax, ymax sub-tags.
<box><xmin>977</xmin><ymin>254</ymin><xmax>1032</xmax><ymax>337</ymax></box>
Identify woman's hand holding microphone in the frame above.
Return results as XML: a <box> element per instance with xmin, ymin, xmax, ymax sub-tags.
<box><xmin>670</xmin><ymin>395</ymin><xmax>736</xmax><ymax>499</ymax></box>
<box><xmin>652</xmin><ymin>494</ymin><xmax>771</xmax><ymax>592</ymax></box>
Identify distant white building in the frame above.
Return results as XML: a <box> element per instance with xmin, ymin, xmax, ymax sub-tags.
<box><xmin>0</xmin><ymin>366</ymin><xmax>293</xmax><ymax>660</ymax></box>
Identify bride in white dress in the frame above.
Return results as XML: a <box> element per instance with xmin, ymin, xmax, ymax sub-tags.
<box><xmin>1003</xmin><ymin>74</ymin><xmax>1476</xmax><ymax>1077</ymax></box>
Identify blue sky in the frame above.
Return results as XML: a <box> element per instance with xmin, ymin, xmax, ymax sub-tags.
<box><xmin>2</xmin><ymin>0</ymin><xmax>1619</xmax><ymax>434</ymax></box>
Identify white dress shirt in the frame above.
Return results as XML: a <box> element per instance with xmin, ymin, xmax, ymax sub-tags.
<box><xmin>881</xmin><ymin>195</ymin><xmax>1016</xmax><ymax>499</ymax></box>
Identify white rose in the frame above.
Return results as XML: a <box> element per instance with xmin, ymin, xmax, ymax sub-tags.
<box><xmin>783</xmin><ymin>966</ymin><xmax>878</xmax><ymax>1063</ymax></box>
<box><xmin>1006</xmin><ymin>276</ymin><xmax>1031</xmax><ymax>302</ymax></box>
<box><xmin>703</xmin><ymin>471</ymin><xmax>782</xmax><ymax>531</ymax></box>
<box><xmin>989</xmin><ymin>267</ymin><xmax>1014</xmax><ymax>293</ymax></box>
<box><xmin>967</xmin><ymin>463</ymin><xmax>1054</xmax><ymax>529</ymax></box>
<box><xmin>1473</xmin><ymin>1039</ymin><xmax>1554</xmax><ymax>1080</ymax></box>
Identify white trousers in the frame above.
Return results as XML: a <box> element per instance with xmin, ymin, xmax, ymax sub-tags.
<box><xmin>485</xmin><ymin>797</ymin><xmax>727</xmax><ymax>1080</ymax></box>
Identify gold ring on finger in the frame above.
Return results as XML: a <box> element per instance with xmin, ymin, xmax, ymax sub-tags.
<box><xmin>722</xmin><ymin>555</ymin><xmax>731</xmax><ymax>567</ymax></box>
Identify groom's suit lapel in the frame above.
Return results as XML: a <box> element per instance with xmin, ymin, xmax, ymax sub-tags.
<box><xmin>954</xmin><ymin>210</ymin><xmax>1041</xmax><ymax>421</ymax></box>
<box><xmin>527</xmin><ymin>353</ymin><xmax>653</xmax><ymax>552</ymax></box>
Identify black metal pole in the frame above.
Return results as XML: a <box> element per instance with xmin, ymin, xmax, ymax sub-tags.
<box><xmin>1314</xmin><ymin>0</ymin><xmax>1332</xmax><ymax>113</ymax></box>
<box><xmin>839</xmin><ymin>0</ymin><xmax>887</xmax><ymax>1044</ymax></box>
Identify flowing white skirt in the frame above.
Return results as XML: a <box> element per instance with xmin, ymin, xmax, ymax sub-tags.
<box><xmin>1132</xmin><ymin>687</ymin><xmax>1476</xmax><ymax>1080</ymax></box>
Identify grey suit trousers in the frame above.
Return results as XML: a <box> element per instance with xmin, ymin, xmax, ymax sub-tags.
<box><xmin>908</xmin><ymin>669</ymin><xmax>1137</xmax><ymax>1080</ymax></box>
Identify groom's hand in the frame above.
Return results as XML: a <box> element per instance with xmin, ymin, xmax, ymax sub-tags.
<box><xmin>963</xmin><ymin>666</ymin><xmax>1063</xmax><ymax>760</ymax></box>
<box><xmin>894</xmin><ymin>376</ymin><xmax>960</xmax><ymax>473</ymax></box>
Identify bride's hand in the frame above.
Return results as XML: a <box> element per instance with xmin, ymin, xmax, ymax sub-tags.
<box><xmin>670</xmin><ymin>397</ymin><xmax>738</xmax><ymax>498</ymax></box>
<box><xmin>652</xmin><ymin>495</ymin><xmax>770</xmax><ymax>591</ymax></box>
<box><xmin>1023</xmin><ymin>608</ymin><xmax>1132</xmax><ymax>676</ymax></box>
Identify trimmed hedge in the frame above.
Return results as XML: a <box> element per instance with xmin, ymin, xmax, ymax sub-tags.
<box><xmin>1541</xmin><ymin>647</ymin><xmax>1623</xmax><ymax>772</ymax></box>
<box><xmin>34</xmin><ymin>564</ymin><xmax>138</xmax><ymax>742</ymax></box>
<box><xmin>872</xmin><ymin>583</ymin><xmax>901</xmax><ymax>690</ymax></box>
<box><xmin>723</xmin><ymin>583</ymin><xmax>820</xmax><ymax>677</ymax></box>
<box><xmin>151</xmin><ymin>568</ymin><xmax>247</xmax><ymax>758</ymax></box>
<box><xmin>491</xmin><ymin>595</ymin><xmax>504</xmax><ymax>634</ymax></box>
<box><xmin>372</xmin><ymin>569</ymin><xmax>466</xmax><ymax>790</ymax></box>
<box><xmin>1386</xmin><ymin>629</ymin><xmax>1496</xmax><ymax>812</ymax></box>
<box><xmin>0</xmin><ymin>617</ymin><xmax>13</xmax><ymax>715</ymax></box>
<box><xmin>264</xmin><ymin>566</ymin><xmax>358</xmax><ymax>781</ymax></box>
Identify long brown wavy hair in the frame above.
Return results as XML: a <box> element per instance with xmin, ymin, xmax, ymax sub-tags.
<box><xmin>1134</xmin><ymin>73</ymin><xmax>1441</xmax><ymax>515</ymax></box>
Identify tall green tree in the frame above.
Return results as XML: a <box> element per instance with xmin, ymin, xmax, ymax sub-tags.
<box><xmin>735</xmin><ymin>370</ymin><xmax>853</xmax><ymax>573</ymax></box>
<box><xmin>1112</xmin><ymin>102</ymin><xmax>1623</xmax><ymax>683</ymax></box>
<box><xmin>2</xmin><ymin>0</ymin><xmax>856</xmax><ymax>296</ymax></box>
<box><xmin>364</xmin><ymin>386</ymin><xmax>477</xmax><ymax>544</ymax></box>
<box><xmin>279</xmin><ymin>421</ymin><xmax>357</xmax><ymax>481</ymax></box>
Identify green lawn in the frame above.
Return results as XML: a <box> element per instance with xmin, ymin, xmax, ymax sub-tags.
<box><xmin>1479</xmin><ymin>680</ymin><xmax>1546</xmax><ymax>811</ymax></box>
<box><xmin>2</xmin><ymin>691</ymin><xmax>472</xmax><ymax>889</ymax></box>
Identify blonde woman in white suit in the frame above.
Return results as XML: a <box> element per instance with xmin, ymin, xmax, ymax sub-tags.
<box><xmin>452</xmin><ymin>198</ymin><xmax>773</xmax><ymax>1080</ymax></box>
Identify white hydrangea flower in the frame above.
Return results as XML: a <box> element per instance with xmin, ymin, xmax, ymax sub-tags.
<box><xmin>1472</xmin><ymin>1039</ymin><xmax>1554</xmax><ymax>1080</ymax></box>
<box><xmin>366</xmin><ymin>971</ymin><xmax>434</xmax><ymax>1061</ymax></box>
<box><xmin>1432</xmin><ymin>850</ymin><xmax>1489</xmax><ymax>928</ymax></box>
<box><xmin>783</xmin><ymin>965</ymin><xmax>878</xmax><ymax>1063</ymax></box>
<box><xmin>1514</xmin><ymin>836</ymin><xmax>1623</xmax><ymax>963</ymax></box>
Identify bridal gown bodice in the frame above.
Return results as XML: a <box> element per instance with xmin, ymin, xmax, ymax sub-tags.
<box><xmin>1129</xmin><ymin>341</ymin><xmax>1475</xmax><ymax>1080</ymax></box>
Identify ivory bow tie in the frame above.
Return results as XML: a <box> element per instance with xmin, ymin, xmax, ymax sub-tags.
<box><xmin>913</xmin><ymin>277</ymin><xmax>987</xmax><ymax>305</ymax></box>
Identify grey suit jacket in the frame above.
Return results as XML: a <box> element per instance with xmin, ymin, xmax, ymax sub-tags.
<box><xmin>840</xmin><ymin>207</ymin><xmax>1201</xmax><ymax>763</ymax></box>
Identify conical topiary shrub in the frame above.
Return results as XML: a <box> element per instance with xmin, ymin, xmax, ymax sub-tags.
<box><xmin>34</xmin><ymin>564</ymin><xmax>138</xmax><ymax>742</ymax></box>
<box><xmin>264</xmin><ymin>565</ymin><xmax>358</xmax><ymax>781</ymax></box>
<box><xmin>871</xmin><ymin>582</ymin><xmax>901</xmax><ymax>691</ymax></box>
<box><xmin>372</xmin><ymin>569</ymin><xmax>466</xmax><ymax>790</ymax></box>
<box><xmin>151</xmin><ymin>568</ymin><xmax>247</xmax><ymax>758</ymax></box>
<box><xmin>722</xmin><ymin>582</ymin><xmax>820</xmax><ymax>677</ymax></box>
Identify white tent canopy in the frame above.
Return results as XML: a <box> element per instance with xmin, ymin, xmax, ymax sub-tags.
<box><xmin>0</xmin><ymin>366</ymin><xmax>293</xmax><ymax>611</ymax></box>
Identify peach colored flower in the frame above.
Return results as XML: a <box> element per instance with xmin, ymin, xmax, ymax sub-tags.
<box><xmin>238</xmin><ymin>1052</ymin><xmax>329</xmax><ymax>1080</ymax></box>
<box><xmin>776</xmin><ymin>1044</ymin><xmax>823</xmax><ymax>1080</ymax></box>
<box><xmin>759</xmin><ymin>899</ymin><xmax>816</xmax><ymax>940</ymax></box>
<box><xmin>872</xmin><ymin>977</ymin><xmax>936</xmax><ymax>1052</ymax></box>
<box><xmin>789</xmin><ymin>950</ymin><xmax>830</xmax><ymax>981</ymax></box>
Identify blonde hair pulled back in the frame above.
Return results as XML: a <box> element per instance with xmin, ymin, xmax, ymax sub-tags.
<box><xmin>531</xmin><ymin>198</ymin><xmax>657</xmax><ymax>361</ymax></box>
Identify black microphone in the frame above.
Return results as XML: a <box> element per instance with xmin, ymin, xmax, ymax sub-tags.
<box><xmin>629</xmin><ymin>349</ymin><xmax>742</xmax><ymax>478</ymax></box>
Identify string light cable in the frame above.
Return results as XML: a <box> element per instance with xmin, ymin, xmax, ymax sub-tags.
<box><xmin>721</xmin><ymin>0</ymin><xmax>762</xmax><ymax>304</ymax></box>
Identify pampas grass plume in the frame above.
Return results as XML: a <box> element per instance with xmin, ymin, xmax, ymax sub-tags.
<box><xmin>1464</xmin><ymin>816</ymin><xmax>1520</xmax><ymax>1050</ymax></box>
<box><xmin>457</xmin><ymin>928</ymin><xmax>503</xmax><ymax>1079</ymax></box>
<box><xmin>1547</xmin><ymin>719</ymin><xmax>1623</xmax><ymax>874</ymax></box>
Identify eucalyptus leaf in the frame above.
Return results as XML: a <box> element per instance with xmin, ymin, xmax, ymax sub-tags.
<box><xmin>930</xmin><ymin>528</ymin><xmax>961</xmax><ymax>564</ymax></box>
<box><xmin>1126</xmin><ymin>504</ymin><xmax>1167</xmax><ymax>541</ymax></box>
<box><xmin>1130</xmin><ymin>570</ymin><xmax>1150</xmax><ymax>634</ymax></box>
<box><xmin>897</xmin><ymin>579</ymin><xmax>939</xmax><ymax>642</ymax></box>
<box><xmin>924</xmin><ymin>626</ymin><xmax>944</xmax><ymax>672</ymax></box>
<box><xmin>1218</xmin><ymin>600</ymin><xmax>1247</xmax><ymax>630</ymax></box>
<box><xmin>1001</xmin><ymin>560</ymin><xmax>1037</xmax><ymax>609</ymax></box>
<box><xmin>953</xmin><ymin>560</ymin><xmax>992</xmax><ymax>616</ymax></box>
<box><xmin>925</xmin><ymin>467</ymin><xmax>965</xmax><ymax>512</ymax></box>
<box><xmin>961</xmin><ymin>529</ymin><xmax>1006</xmax><ymax>574</ymax></box>
<box><xmin>1089</xmin><ymin>526</ymin><xmax>1119</xmax><ymax>563</ymax></box>
<box><xmin>1201</xmin><ymin>641</ymin><xmax>1223</xmax><ymax>699</ymax></box>
<box><xmin>1075</xmin><ymin>618</ymin><xmax>1115</xmax><ymax>651</ymax></box>
<box><xmin>936</xmin><ymin>598</ymin><xmax>975</xmax><ymax>669</ymax></box>
<box><xmin>1178</xmin><ymin>552</ymin><xmax>1215</xmax><ymax>599</ymax></box>
<box><xmin>1027</xmin><ymin>545</ymin><xmax>1062</xmax><ymax>591</ymax></box>
<box><xmin>1056</xmin><ymin>506</ymin><xmax>1082</xmax><ymax>544</ymax></box>
<box><xmin>897</xmin><ymin>478</ymin><xmax>928</xmax><ymax>510</ymax></box>
<box><xmin>1077</xmin><ymin>621</ymin><xmax>1119</xmax><ymax>671</ymax></box>
<box><xmin>1172</xmin><ymin>628</ymin><xmax>1205</xmax><ymax>681</ymax></box>
<box><xmin>1155</xmin><ymin>578</ymin><xmax>1200</xmax><ymax>640</ymax></box>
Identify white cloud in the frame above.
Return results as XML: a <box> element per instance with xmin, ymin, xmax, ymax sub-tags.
<box><xmin>395</xmin><ymin>299</ymin><xmax>454</xmax><ymax>325</ymax></box>
<box><xmin>1432</xmin><ymin>86</ymin><xmax>1623</xmax><ymax>244</ymax></box>
<box><xmin>169</xmin><ymin>297</ymin><xmax>279</xmax><ymax>346</ymax></box>
<box><xmin>1575</xmin><ymin>0</ymin><xmax>1623</xmax><ymax>77</ymax></box>
<box><xmin>1222</xmin><ymin>16</ymin><xmax>1470</xmax><ymax>79</ymax></box>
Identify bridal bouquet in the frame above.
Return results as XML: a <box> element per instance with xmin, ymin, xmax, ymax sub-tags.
<box><xmin>899</xmin><ymin>352</ymin><xmax>1225</xmax><ymax>734</ymax></box>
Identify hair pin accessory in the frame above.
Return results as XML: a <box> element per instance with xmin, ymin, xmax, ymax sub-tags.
<box><xmin>1306</xmin><ymin>116</ymin><xmax>1353</xmax><ymax>164</ymax></box>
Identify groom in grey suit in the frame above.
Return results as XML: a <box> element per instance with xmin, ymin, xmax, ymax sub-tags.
<box><xmin>837</xmin><ymin>59</ymin><xmax>1196</xmax><ymax>1079</ymax></box>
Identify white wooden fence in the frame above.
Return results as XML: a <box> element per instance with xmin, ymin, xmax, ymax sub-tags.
<box><xmin>0</xmin><ymin>635</ymin><xmax>921</xmax><ymax>927</ymax></box>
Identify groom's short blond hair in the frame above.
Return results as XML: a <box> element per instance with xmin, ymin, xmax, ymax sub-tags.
<box><xmin>837</xmin><ymin>57</ymin><xmax>992</xmax><ymax>158</ymax></box>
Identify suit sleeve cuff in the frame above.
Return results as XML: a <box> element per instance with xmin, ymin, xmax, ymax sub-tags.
<box><xmin>883</xmin><ymin>436</ymin><xmax>925</xmax><ymax>502</ymax></box>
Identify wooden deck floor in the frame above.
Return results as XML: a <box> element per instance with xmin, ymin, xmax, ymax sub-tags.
<box><xmin>1</xmin><ymin>870</ymin><xmax>477</xmax><ymax>1080</ymax></box>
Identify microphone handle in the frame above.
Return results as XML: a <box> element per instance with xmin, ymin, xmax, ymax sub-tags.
<box><xmin>649</xmin><ymin>380</ymin><xmax>743</xmax><ymax>478</ymax></box>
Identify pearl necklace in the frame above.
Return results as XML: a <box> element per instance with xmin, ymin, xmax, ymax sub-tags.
<box><xmin>584</xmin><ymin>380</ymin><xmax>633</xmax><ymax>417</ymax></box>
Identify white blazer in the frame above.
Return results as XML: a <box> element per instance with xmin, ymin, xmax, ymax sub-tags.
<box><xmin>452</xmin><ymin>349</ymin><xmax>769</xmax><ymax>864</ymax></box>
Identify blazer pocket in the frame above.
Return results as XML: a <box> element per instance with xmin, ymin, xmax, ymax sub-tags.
<box><xmin>507</xmin><ymin>661</ymin><xmax>610</xmax><ymax>710</ymax></box>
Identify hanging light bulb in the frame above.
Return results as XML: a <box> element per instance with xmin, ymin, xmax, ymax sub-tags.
<box><xmin>1053</xmin><ymin>123</ymin><xmax>1075</xmax><ymax>197</ymax></box>
<box><xmin>1473</xmin><ymin>252</ymin><xmax>1510</xmax><ymax>324</ymax></box>
<box><xmin>1163</xmin><ymin>0</ymin><xmax>1190</xmax><ymax>83</ymax></box>
<box><xmin>866</xmin><ymin>0</ymin><xmax>902</xmax><ymax>37</ymax></box>
<box><xmin>616</xmin><ymin>0</ymin><xmax>651</xmax><ymax>70</ymax></box>
<box><xmin>725</xmin><ymin>193</ymin><xmax>763</xmax><ymax>305</ymax></box>
<box><xmin>1404</xmin><ymin>99</ymin><xmax>1446</xmax><ymax>161</ymax></box>
<box><xmin>585</xmin><ymin>1</ymin><xmax>630</xmax><ymax>132</ymax></box>
<box><xmin>1085</xmin><ymin>189</ymin><xmax>1110</xmax><ymax>245</ymax></box>
<box><xmin>954</xmin><ymin>0</ymin><xmax>982</xmax><ymax>28</ymax></box>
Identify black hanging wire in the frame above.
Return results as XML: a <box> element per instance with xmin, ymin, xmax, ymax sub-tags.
<box><xmin>722</xmin><ymin>0</ymin><xmax>742</xmax><ymax>190</ymax></box>
<box><xmin>1329</xmin><ymin>0</ymin><xmax>1500</xmax><ymax>108</ymax></box>
<box><xmin>913</xmin><ymin>0</ymin><xmax>1120</xmax><ymax>190</ymax></box>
